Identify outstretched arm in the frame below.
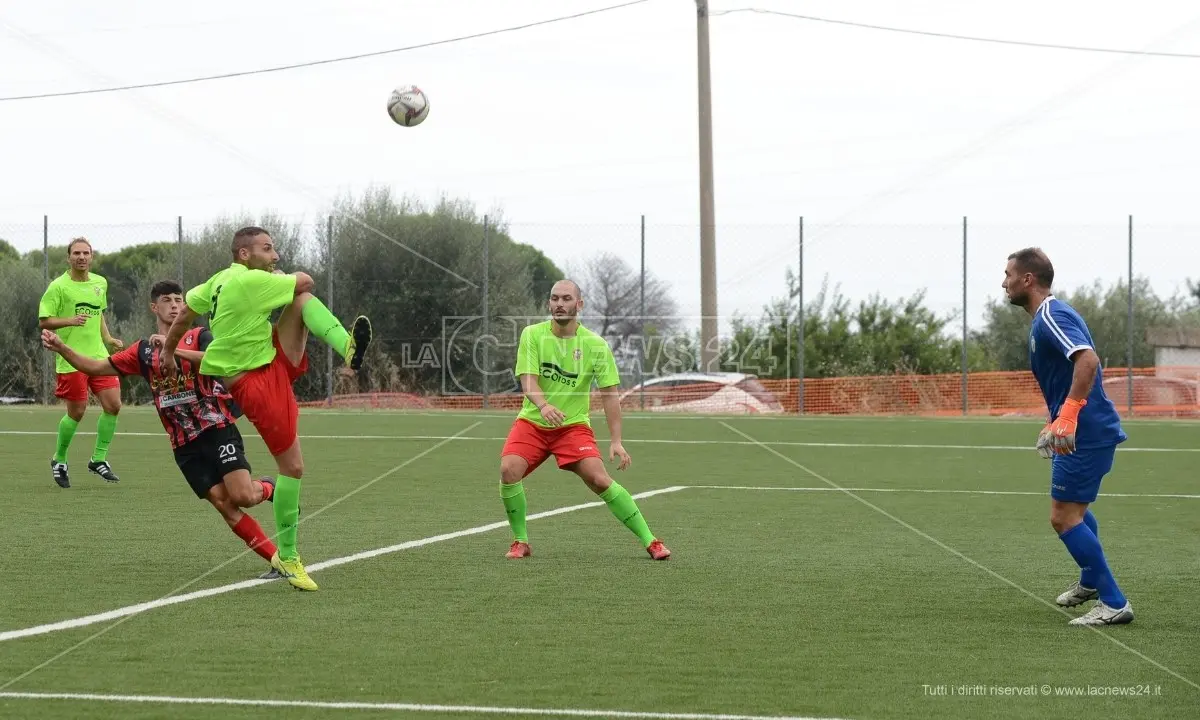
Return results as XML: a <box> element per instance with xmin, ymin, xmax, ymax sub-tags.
<box><xmin>41</xmin><ymin>330</ymin><xmax>119</xmax><ymax>376</ymax></box>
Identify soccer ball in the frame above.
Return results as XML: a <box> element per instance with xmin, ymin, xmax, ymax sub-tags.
<box><xmin>387</xmin><ymin>85</ymin><xmax>430</xmax><ymax>127</ymax></box>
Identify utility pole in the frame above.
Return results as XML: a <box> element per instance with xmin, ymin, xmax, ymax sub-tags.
<box><xmin>696</xmin><ymin>0</ymin><xmax>718</xmax><ymax>372</ymax></box>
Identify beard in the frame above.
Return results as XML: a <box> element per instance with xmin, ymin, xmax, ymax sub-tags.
<box><xmin>1007</xmin><ymin>290</ymin><xmax>1029</xmax><ymax>307</ymax></box>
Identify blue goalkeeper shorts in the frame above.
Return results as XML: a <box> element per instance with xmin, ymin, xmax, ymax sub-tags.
<box><xmin>1050</xmin><ymin>445</ymin><xmax>1117</xmax><ymax>503</ymax></box>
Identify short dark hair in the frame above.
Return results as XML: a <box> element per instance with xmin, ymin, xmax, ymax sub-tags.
<box><xmin>1007</xmin><ymin>247</ymin><xmax>1054</xmax><ymax>289</ymax></box>
<box><xmin>231</xmin><ymin>226</ymin><xmax>270</xmax><ymax>258</ymax></box>
<box><xmin>66</xmin><ymin>237</ymin><xmax>92</xmax><ymax>254</ymax></box>
<box><xmin>150</xmin><ymin>280</ymin><xmax>184</xmax><ymax>301</ymax></box>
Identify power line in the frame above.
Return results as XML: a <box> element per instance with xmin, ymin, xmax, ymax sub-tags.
<box><xmin>0</xmin><ymin>0</ymin><xmax>652</xmax><ymax>102</ymax></box>
<box><xmin>713</xmin><ymin>7</ymin><xmax>1200</xmax><ymax>59</ymax></box>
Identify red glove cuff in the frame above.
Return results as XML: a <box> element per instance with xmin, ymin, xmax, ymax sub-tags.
<box><xmin>1059</xmin><ymin>397</ymin><xmax>1086</xmax><ymax>422</ymax></box>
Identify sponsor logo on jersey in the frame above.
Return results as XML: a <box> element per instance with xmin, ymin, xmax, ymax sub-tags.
<box><xmin>541</xmin><ymin>362</ymin><xmax>579</xmax><ymax>387</ymax></box>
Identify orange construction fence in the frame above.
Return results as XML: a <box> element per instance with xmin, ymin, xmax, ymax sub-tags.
<box><xmin>300</xmin><ymin>367</ymin><xmax>1200</xmax><ymax>419</ymax></box>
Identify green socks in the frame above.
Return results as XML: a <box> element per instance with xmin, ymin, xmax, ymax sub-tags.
<box><xmin>600</xmin><ymin>481</ymin><xmax>656</xmax><ymax>547</ymax></box>
<box><xmin>91</xmin><ymin>412</ymin><xmax>118</xmax><ymax>463</ymax></box>
<box><xmin>301</xmin><ymin>297</ymin><xmax>351</xmax><ymax>360</ymax></box>
<box><xmin>500</xmin><ymin>481</ymin><xmax>528</xmax><ymax>542</ymax></box>
<box><xmin>502</xmin><ymin>480</ymin><xmax>655</xmax><ymax>547</ymax></box>
<box><xmin>54</xmin><ymin>415</ymin><xmax>79</xmax><ymax>463</ymax></box>
<box><xmin>274</xmin><ymin>475</ymin><xmax>302</xmax><ymax>559</ymax></box>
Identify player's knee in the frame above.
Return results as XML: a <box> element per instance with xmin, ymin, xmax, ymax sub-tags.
<box><xmin>278</xmin><ymin>458</ymin><xmax>303</xmax><ymax>478</ymax></box>
<box><xmin>66</xmin><ymin>406</ymin><xmax>86</xmax><ymax>422</ymax></box>
<box><xmin>1049</xmin><ymin>505</ymin><xmax>1084</xmax><ymax>534</ymax></box>
<box><xmin>227</xmin><ymin>483</ymin><xmax>257</xmax><ymax>507</ymax></box>
<box><xmin>576</xmin><ymin>463</ymin><xmax>611</xmax><ymax>494</ymax></box>
<box><xmin>207</xmin><ymin>493</ymin><xmax>241</xmax><ymax>526</ymax></box>
<box><xmin>499</xmin><ymin>456</ymin><xmax>526</xmax><ymax>483</ymax></box>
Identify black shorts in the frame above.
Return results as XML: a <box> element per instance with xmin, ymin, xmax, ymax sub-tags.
<box><xmin>173</xmin><ymin>424</ymin><xmax>252</xmax><ymax>499</ymax></box>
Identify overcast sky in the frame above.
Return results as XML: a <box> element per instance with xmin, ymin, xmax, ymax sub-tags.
<box><xmin>2</xmin><ymin>0</ymin><xmax>1199</xmax><ymax>332</ymax></box>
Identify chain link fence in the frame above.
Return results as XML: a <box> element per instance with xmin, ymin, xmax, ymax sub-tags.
<box><xmin>2</xmin><ymin>214</ymin><xmax>1198</xmax><ymax>417</ymax></box>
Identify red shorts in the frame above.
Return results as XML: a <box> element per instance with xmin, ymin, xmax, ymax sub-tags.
<box><xmin>55</xmin><ymin>372</ymin><xmax>120</xmax><ymax>403</ymax></box>
<box><xmin>501</xmin><ymin>418</ymin><xmax>602</xmax><ymax>477</ymax></box>
<box><xmin>228</xmin><ymin>330</ymin><xmax>309</xmax><ymax>457</ymax></box>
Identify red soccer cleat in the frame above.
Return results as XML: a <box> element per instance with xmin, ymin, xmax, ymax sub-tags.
<box><xmin>506</xmin><ymin>541</ymin><xmax>532</xmax><ymax>559</ymax></box>
<box><xmin>646</xmin><ymin>539</ymin><xmax>671</xmax><ymax>560</ymax></box>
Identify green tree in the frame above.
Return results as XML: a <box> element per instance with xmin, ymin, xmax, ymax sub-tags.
<box><xmin>0</xmin><ymin>261</ymin><xmax>49</xmax><ymax>398</ymax></box>
<box><xmin>0</xmin><ymin>239</ymin><xmax>19</xmax><ymax>264</ymax></box>
<box><xmin>323</xmin><ymin>188</ymin><xmax>563</xmax><ymax>398</ymax></box>
<box><xmin>718</xmin><ymin>270</ymin><xmax>983</xmax><ymax>379</ymax></box>
<box><xmin>974</xmin><ymin>277</ymin><xmax>1187</xmax><ymax>371</ymax></box>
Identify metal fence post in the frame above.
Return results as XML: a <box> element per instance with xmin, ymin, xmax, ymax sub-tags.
<box><xmin>42</xmin><ymin>215</ymin><xmax>49</xmax><ymax>407</ymax></box>
<box><xmin>326</xmin><ymin>215</ymin><xmax>334</xmax><ymax>406</ymax></box>
<box><xmin>639</xmin><ymin>214</ymin><xmax>646</xmax><ymax>411</ymax></box>
<box><xmin>796</xmin><ymin>216</ymin><xmax>805</xmax><ymax>414</ymax></box>
<box><xmin>962</xmin><ymin>216</ymin><xmax>968</xmax><ymax>416</ymax></box>
<box><xmin>177</xmin><ymin>216</ymin><xmax>184</xmax><ymax>286</ymax></box>
<box><xmin>482</xmin><ymin>215</ymin><xmax>490</xmax><ymax>409</ymax></box>
<box><xmin>1127</xmin><ymin>214</ymin><xmax>1134</xmax><ymax>416</ymax></box>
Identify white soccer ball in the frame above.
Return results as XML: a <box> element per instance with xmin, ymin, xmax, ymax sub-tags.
<box><xmin>387</xmin><ymin>85</ymin><xmax>430</xmax><ymax>127</ymax></box>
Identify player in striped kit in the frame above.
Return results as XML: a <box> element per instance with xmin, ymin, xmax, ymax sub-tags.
<box><xmin>42</xmin><ymin>280</ymin><xmax>280</xmax><ymax>577</ymax></box>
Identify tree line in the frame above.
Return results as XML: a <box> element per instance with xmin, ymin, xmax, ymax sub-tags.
<box><xmin>0</xmin><ymin>189</ymin><xmax>569</xmax><ymax>402</ymax></box>
<box><xmin>4</xmin><ymin>191</ymin><xmax>1200</xmax><ymax>403</ymax></box>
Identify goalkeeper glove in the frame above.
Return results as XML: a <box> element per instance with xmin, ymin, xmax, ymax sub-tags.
<box><xmin>1048</xmin><ymin>398</ymin><xmax>1086</xmax><ymax>456</ymax></box>
<box><xmin>1036</xmin><ymin>425</ymin><xmax>1054</xmax><ymax>459</ymax></box>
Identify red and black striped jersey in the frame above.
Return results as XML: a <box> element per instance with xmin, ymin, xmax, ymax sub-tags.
<box><xmin>108</xmin><ymin>327</ymin><xmax>241</xmax><ymax>449</ymax></box>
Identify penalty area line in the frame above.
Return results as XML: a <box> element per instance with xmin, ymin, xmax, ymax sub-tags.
<box><xmin>0</xmin><ymin>691</ymin><xmax>847</xmax><ymax>720</ymax></box>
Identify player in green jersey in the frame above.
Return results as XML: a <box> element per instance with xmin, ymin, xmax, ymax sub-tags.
<box><xmin>161</xmin><ymin>226</ymin><xmax>372</xmax><ymax>591</ymax></box>
<box><xmin>37</xmin><ymin>237</ymin><xmax>124</xmax><ymax>488</ymax></box>
<box><xmin>498</xmin><ymin>279</ymin><xmax>671</xmax><ymax>560</ymax></box>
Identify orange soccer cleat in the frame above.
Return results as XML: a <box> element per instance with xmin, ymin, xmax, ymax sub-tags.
<box><xmin>505</xmin><ymin>541</ymin><xmax>532</xmax><ymax>559</ymax></box>
<box><xmin>646</xmin><ymin>539</ymin><xmax>671</xmax><ymax>560</ymax></box>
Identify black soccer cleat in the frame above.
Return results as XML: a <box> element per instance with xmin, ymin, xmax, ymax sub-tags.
<box><xmin>50</xmin><ymin>459</ymin><xmax>70</xmax><ymax>489</ymax></box>
<box><xmin>346</xmin><ymin>315</ymin><xmax>373</xmax><ymax>372</ymax></box>
<box><xmin>87</xmin><ymin>460</ymin><xmax>120</xmax><ymax>483</ymax></box>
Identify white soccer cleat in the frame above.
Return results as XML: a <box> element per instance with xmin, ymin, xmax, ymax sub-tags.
<box><xmin>1056</xmin><ymin>581</ymin><xmax>1098</xmax><ymax>607</ymax></box>
<box><xmin>1069</xmin><ymin>600</ymin><xmax>1133</xmax><ymax>626</ymax></box>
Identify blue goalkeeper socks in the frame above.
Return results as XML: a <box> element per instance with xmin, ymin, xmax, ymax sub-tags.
<box><xmin>1079</xmin><ymin>510</ymin><xmax>1099</xmax><ymax>589</ymax></box>
<box><xmin>1060</xmin><ymin>521</ymin><xmax>1126</xmax><ymax>608</ymax></box>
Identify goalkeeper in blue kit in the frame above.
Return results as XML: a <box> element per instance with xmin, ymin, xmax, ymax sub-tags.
<box><xmin>1002</xmin><ymin>248</ymin><xmax>1132</xmax><ymax>626</ymax></box>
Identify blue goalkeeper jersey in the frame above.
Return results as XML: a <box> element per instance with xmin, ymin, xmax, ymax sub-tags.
<box><xmin>1029</xmin><ymin>296</ymin><xmax>1126</xmax><ymax>450</ymax></box>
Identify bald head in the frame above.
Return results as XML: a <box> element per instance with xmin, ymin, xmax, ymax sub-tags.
<box><xmin>551</xmin><ymin>279</ymin><xmax>582</xmax><ymax>299</ymax></box>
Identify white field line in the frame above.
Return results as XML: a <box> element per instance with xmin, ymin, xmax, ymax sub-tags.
<box><xmin>718</xmin><ymin>421</ymin><xmax>1200</xmax><ymax>693</ymax></box>
<box><xmin>691</xmin><ymin>485</ymin><xmax>1200</xmax><ymax>499</ymax></box>
<box><xmin>1</xmin><ymin>429</ymin><xmax>1196</xmax><ymax>453</ymax></box>
<box><xmin>0</xmin><ymin>424</ymin><xmax>478</xmax><ymax>691</ymax></box>
<box><xmin>0</xmin><ymin>486</ymin><xmax>685</xmax><ymax>645</ymax></box>
<box><xmin>0</xmin><ymin>691</ymin><xmax>846</xmax><ymax>720</ymax></box>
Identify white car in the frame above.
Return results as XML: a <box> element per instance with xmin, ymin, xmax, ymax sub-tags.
<box><xmin>620</xmin><ymin>372</ymin><xmax>784</xmax><ymax>414</ymax></box>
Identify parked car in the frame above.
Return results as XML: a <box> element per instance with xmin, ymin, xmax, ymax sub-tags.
<box><xmin>620</xmin><ymin>372</ymin><xmax>784</xmax><ymax>414</ymax></box>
